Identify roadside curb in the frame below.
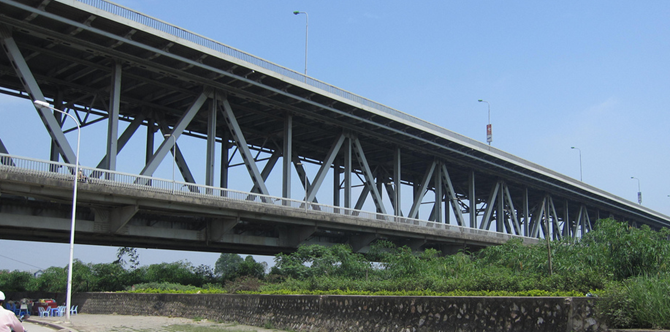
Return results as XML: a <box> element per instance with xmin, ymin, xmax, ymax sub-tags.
<box><xmin>26</xmin><ymin>317</ymin><xmax>80</xmax><ymax>332</ymax></box>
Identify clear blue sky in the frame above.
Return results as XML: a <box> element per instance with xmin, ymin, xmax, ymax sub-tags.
<box><xmin>2</xmin><ymin>0</ymin><xmax>669</xmax><ymax>272</ymax></box>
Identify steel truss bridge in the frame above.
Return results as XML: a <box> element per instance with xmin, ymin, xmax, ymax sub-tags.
<box><xmin>0</xmin><ymin>0</ymin><xmax>668</xmax><ymax>255</ymax></box>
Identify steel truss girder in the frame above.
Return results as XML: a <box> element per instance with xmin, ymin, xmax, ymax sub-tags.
<box><xmin>408</xmin><ymin>161</ymin><xmax>437</xmax><ymax>219</ymax></box>
<box><xmin>140</xmin><ymin>91</ymin><xmax>208</xmax><ymax>177</ymax></box>
<box><xmin>94</xmin><ymin>112</ymin><xmax>146</xmax><ymax>173</ymax></box>
<box><xmin>575</xmin><ymin>205</ymin><xmax>592</xmax><ymax>237</ymax></box>
<box><xmin>291</xmin><ymin>155</ymin><xmax>318</xmax><ymax>206</ymax></box>
<box><xmin>527</xmin><ymin>194</ymin><xmax>564</xmax><ymax>240</ymax></box>
<box><xmin>530</xmin><ymin>200</ymin><xmax>544</xmax><ymax>238</ymax></box>
<box><xmin>502</xmin><ymin>184</ymin><xmax>522</xmax><ymax>235</ymax></box>
<box><xmin>219</xmin><ymin>96</ymin><xmax>270</xmax><ymax>196</ymax></box>
<box><xmin>157</xmin><ymin>120</ymin><xmax>197</xmax><ymax>186</ymax></box>
<box><xmin>439</xmin><ymin>163</ymin><xmax>466</xmax><ymax>227</ymax></box>
<box><xmin>0</xmin><ymin>26</ymin><xmax>77</xmax><ymax>163</ymax></box>
<box><xmin>351</xmin><ymin>136</ymin><xmax>387</xmax><ymax>215</ymax></box>
<box><xmin>307</xmin><ymin>133</ymin><xmax>345</xmax><ymax>203</ymax></box>
<box><xmin>480</xmin><ymin>181</ymin><xmax>500</xmax><ymax>230</ymax></box>
<box><xmin>479</xmin><ymin>180</ymin><xmax>521</xmax><ymax>234</ymax></box>
<box><xmin>546</xmin><ymin>196</ymin><xmax>563</xmax><ymax>240</ymax></box>
<box><xmin>250</xmin><ymin>149</ymin><xmax>281</xmax><ymax>194</ymax></box>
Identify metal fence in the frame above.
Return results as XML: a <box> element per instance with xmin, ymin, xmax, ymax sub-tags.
<box><xmin>0</xmin><ymin>154</ymin><xmax>533</xmax><ymax>242</ymax></box>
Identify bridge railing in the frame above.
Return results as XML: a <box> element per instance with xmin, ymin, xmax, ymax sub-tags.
<box><xmin>0</xmin><ymin>154</ymin><xmax>533</xmax><ymax>242</ymax></box>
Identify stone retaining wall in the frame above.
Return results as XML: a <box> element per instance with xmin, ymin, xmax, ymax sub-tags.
<box><xmin>72</xmin><ymin>292</ymin><xmax>605</xmax><ymax>332</ymax></box>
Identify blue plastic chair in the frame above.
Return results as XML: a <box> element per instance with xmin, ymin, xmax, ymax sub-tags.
<box><xmin>38</xmin><ymin>307</ymin><xmax>50</xmax><ymax>317</ymax></box>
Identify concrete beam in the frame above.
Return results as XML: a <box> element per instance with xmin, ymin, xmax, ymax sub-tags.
<box><xmin>208</xmin><ymin>217</ymin><xmax>239</xmax><ymax>242</ymax></box>
<box><xmin>348</xmin><ymin>233</ymin><xmax>378</xmax><ymax>253</ymax></box>
<box><xmin>110</xmin><ymin>205</ymin><xmax>139</xmax><ymax>233</ymax></box>
<box><xmin>278</xmin><ymin>225</ymin><xmax>316</xmax><ymax>248</ymax></box>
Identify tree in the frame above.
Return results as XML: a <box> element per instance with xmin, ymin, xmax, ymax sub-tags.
<box><xmin>114</xmin><ymin>247</ymin><xmax>140</xmax><ymax>269</ymax></box>
<box><xmin>71</xmin><ymin>260</ymin><xmax>94</xmax><ymax>292</ymax></box>
<box><xmin>90</xmin><ymin>262</ymin><xmax>129</xmax><ymax>291</ymax></box>
<box><xmin>271</xmin><ymin>244</ymin><xmax>371</xmax><ymax>280</ymax></box>
<box><xmin>238</xmin><ymin>256</ymin><xmax>266</xmax><ymax>280</ymax></box>
<box><xmin>193</xmin><ymin>264</ymin><xmax>217</xmax><ymax>285</ymax></box>
<box><xmin>214</xmin><ymin>253</ymin><xmax>243</xmax><ymax>281</ymax></box>
<box><xmin>0</xmin><ymin>270</ymin><xmax>34</xmax><ymax>292</ymax></box>
<box><xmin>32</xmin><ymin>266</ymin><xmax>67</xmax><ymax>292</ymax></box>
<box><xmin>144</xmin><ymin>261</ymin><xmax>201</xmax><ymax>286</ymax></box>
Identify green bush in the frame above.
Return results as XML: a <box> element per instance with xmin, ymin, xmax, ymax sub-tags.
<box><xmin>0</xmin><ymin>270</ymin><xmax>33</xmax><ymax>292</ymax></box>
<box><xmin>125</xmin><ymin>282</ymin><xmax>202</xmax><ymax>292</ymax></box>
<box><xmin>599</xmin><ymin>274</ymin><xmax>670</xmax><ymax>329</ymax></box>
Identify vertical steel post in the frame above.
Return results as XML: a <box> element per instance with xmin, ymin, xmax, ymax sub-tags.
<box><xmin>283</xmin><ymin>115</ymin><xmax>293</xmax><ymax>199</ymax></box>
<box><xmin>469</xmin><ymin>170</ymin><xmax>476</xmax><ymax>228</ymax></box>
<box><xmin>107</xmin><ymin>62</ymin><xmax>122</xmax><ymax>174</ymax></box>
<box><xmin>205</xmin><ymin>97</ymin><xmax>217</xmax><ymax>187</ymax></box>
<box><xmin>393</xmin><ymin>148</ymin><xmax>401</xmax><ymax>216</ymax></box>
<box><xmin>343</xmin><ymin>137</ymin><xmax>352</xmax><ymax>209</ymax></box>
<box><xmin>220</xmin><ymin>129</ymin><xmax>229</xmax><ymax>190</ymax></box>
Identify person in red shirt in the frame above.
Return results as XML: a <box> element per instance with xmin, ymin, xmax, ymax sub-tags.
<box><xmin>0</xmin><ymin>291</ymin><xmax>24</xmax><ymax>332</ymax></box>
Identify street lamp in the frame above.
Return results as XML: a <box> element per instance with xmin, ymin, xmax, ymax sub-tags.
<box><xmin>293</xmin><ymin>11</ymin><xmax>309</xmax><ymax>77</ymax></box>
<box><xmin>33</xmin><ymin>99</ymin><xmax>80</xmax><ymax>322</ymax></box>
<box><xmin>571</xmin><ymin>147</ymin><xmax>582</xmax><ymax>182</ymax></box>
<box><xmin>631</xmin><ymin>176</ymin><xmax>642</xmax><ymax>204</ymax></box>
<box><xmin>163</xmin><ymin>133</ymin><xmax>176</xmax><ymax>193</ymax></box>
<box><xmin>296</xmin><ymin>162</ymin><xmax>308</xmax><ymax>211</ymax></box>
<box><xmin>478</xmin><ymin>99</ymin><xmax>492</xmax><ymax>145</ymax></box>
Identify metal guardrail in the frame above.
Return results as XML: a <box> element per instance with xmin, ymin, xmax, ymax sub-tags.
<box><xmin>0</xmin><ymin>154</ymin><xmax>533</xmax><ymax>242</ymax></box>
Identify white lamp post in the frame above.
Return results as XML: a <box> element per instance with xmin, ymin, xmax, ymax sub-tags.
<box><xmin>293</xmin><ymin>11</ymin><xmax>309</xmax><ymax>77</ymax></box>
<box><xmin>571</xmin><ymin>147</ymin><xmax>582</xmax><ymax>181</ymax></box>
<box><xmin>478</xmin><ymin>99</ymin><xmax>492</xmax><ymax>145</ymax></box>
<box><xmin>33</xmin><ymin>99</ymin><xmax>80</xmax><ymax>322</ymax></box>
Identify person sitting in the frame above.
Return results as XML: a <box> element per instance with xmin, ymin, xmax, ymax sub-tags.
<box><xmin>0</xmin><ymin>291</ymin><xmax>25</xmax><ymax>332</ymax></box>
<box><xmin>77</xmin><ymin>169</ymin><xmax>89</xmax><ymax>183</ymax></box>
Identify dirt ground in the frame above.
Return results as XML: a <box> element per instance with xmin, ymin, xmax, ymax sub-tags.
<box><xmin>27</xmin><ymin>313</ymin><xmax>288</xmax><ymax>332</ymax></box>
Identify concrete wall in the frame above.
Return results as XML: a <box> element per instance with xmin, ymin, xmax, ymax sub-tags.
<box><xmin>72</xmin><ymin>292</ymin><xmax>605</xmax><ymax>332</ymax></box>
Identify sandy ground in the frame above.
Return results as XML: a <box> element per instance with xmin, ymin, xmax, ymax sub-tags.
<box><xmin>27</xmin><ymin>313</ymin><xmax>284</xmax><ymax>332</ymax></box>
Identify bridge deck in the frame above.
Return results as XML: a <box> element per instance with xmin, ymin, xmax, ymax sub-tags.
<box><xmin>0</xmin><ymin>155</ymin><xmax>536</xmax><ymax>254</ymax></box>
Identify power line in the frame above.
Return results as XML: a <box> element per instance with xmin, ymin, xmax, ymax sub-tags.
<box><xmin>0</xmin><ymin>254</ymin><xmax>44</xmax><ymax>270</ymax></box>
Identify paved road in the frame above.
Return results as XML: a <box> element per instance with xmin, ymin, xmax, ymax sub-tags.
<box><xmin>23</xmin><ymin>321</ymin><xmax>56</xmax><ymax>331</ymax></box>
<box><xmin>26</xmin><ymin>314</ymin><xmax>286</xmax><ymax>332</ymax></box>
